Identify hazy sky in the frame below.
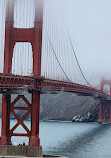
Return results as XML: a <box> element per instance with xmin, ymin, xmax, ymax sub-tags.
<box><xmin>45</xmin><ymin>0</ymin><xmax>111</xmax><ymax>83</ymax></box>
<box><xmin>0</xmin><ymin>0</ymin><xmax>111</xmax><ymax>86</ymax></box>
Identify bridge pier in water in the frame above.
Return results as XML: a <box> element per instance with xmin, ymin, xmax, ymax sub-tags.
<box><xmin>98</xmin><ymin>100</ymin><xmax>111</xmax><ymax>123</ymax></box>
<box><xmin>98</xmin><ymin>80</ymin><xmax>111</xmax><ymax>123</ymax></box>
<box><xmin>0</xmin><ymin>92</ymin><xmax>42</xmax><ymax>157</ymax></box>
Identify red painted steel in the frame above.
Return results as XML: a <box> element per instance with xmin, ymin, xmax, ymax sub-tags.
<box><xmin>39</xmin><ymin>79</ymin><xmax>111</xmax><ymax>99</ymax></box>
<box><xmin>99</xmin><ymin>100</ymin><xmax>111</xmax><ymax>122</ymax></box>
<box><xmin>0</xmin><ymin>0</ymin><xmax>43</xmax><ymax>147</ymax></box>
<box><xmin>12</xmin><ymin>28</ymin><xmax>34</xmax><ymax>42</ymax></box>
<box><xmin>1</xmin><ymin>94</ymin><xmax>11</xmax><ymax>145</ymax></box>
<box><xmin>10</xmin><ymin>95</ymin><xmax>31</xmax><ymax>137</ymax></box>
<box><xmin>29</xmin><ymin>91</ymin><xmax>40</xmax><ymax>147</ymax></box>
<box><xmin>32</xmin><ymin>0</ymin><xmax>43</xmax><ymax>76</ymax></box>
<box><xmin>4</xmin><ymin>0</ymin><xmax>43</xmax><ymax>76</ymax></box>
<box><xmin>4</xmin><ymin>0</ymin><xmax>14</xmax><ymax>74</ymax></box>
<box><xmin>99</xmin><ymin>102</ymin><xmax>102</xmax><ymax>121</ymax></box>
<box><xmin>99</xmin><ymin>80</ymin><xmax>111</xmax><ymax>122</ymax></box>
<box><xmin>0</xmin><ymin>74</ymin><xmax>110</xmax><ymax>99</ymax></box>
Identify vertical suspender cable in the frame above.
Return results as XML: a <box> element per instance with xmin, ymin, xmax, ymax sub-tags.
<box><xmin>52</xmin><ymin>21</ymin><xmax>57</xmax><ymax>79</ymax></box>
<box><xmin>67</xmin><ymin>28</ymin><xmax>93</xmax><ymax>87</ymax></box>
<box><xmin>45</xmin><ymin>28</ymin><xmax>71</xmax><ymax>82</ymax></box>
<box><xmin>50</xmin><ymin>20</ymin><xmax>54</xmax><ymax>79</ymax></box>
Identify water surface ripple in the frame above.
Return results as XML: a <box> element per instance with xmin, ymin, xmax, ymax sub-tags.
<box><xmin>2</xmin><ymin>120</ymin><xmax>111</xmax><ymax>158</ymax></box>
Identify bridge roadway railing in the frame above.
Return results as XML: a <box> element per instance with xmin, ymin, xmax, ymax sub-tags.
<box><xmin>0</xmin><ymin>73</ymin><xmax>39</xmax><ymax>90</ymax></box>
<box><xmin>0</xmin><ymin>73</ymin><xmax>110</xmax><ymax>100</ymax></box>
<box><xmin>40</xmin><ymin>79</ymin><xmax>111</xmax><ymax>100</ymax></box>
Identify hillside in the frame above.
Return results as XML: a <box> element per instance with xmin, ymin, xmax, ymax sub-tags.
<box><xmin>40</xmin><ymin>92</ymin><xmax>99</xmax><ymax>121</ymax></box>
<box><xmin>0</xmin><ymin>93</ymin><xmax>99</xmax><ymax>121</ymax></box>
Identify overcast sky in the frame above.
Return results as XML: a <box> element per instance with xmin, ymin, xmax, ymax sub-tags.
<box><xmin>0</xmin><ymin>0</ymin><xmax>111</xmax><ymax>86</ymax></box>
<box><xmin>45</xmin><ymin>0</ymin><xmax>111</xmax><ymax>83</ymax></box>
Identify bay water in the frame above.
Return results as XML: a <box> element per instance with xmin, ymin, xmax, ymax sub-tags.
<box><xmin>1</xmin><ymin>119</ymin><xmax>111</xmax><ymax>158</ymax></box>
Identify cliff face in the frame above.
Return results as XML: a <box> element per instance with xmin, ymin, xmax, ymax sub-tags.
<box><xmin>40</xmin><ymin>92</ymin><xmax>99</xmax><ymax>121</ymax></box>
<box><xmin>0</xmin><ymin>93</ymin><xmax>100</xmax><ymax>121</ymax></box>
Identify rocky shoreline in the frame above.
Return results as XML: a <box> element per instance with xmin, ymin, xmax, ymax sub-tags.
<box><xmin>72</xmin><ymin>112</ymin><xmax>97</xmax><ymax>122</ymax></box>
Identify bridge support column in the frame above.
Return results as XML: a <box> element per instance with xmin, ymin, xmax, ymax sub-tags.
<box><xmin>30</xmin><ymin>91</ymin><xmax>40</xmax><ymax>147</ymax></box>
<box><xmin>98</xmin><ymin>102</ymin><xmax>102</xmax><ymax>122</ymax></box>
<box><xmin>110</xmin><ymin>103</ymin><xmax>111</xmax><ymax>121</ymax></box>
<box><xmin>98</xmin><ymin>100</ymin><xmax>111</xmax><ymax>123</ymax></box>
<box><xmin>1</xmin><ymin>94</ymin><xmax>11</xmax><ymax>145</ymax></box>
<box><xmin>0</xmin><ymin>93</ymin><xmax>42</xmax><ymax>157</ymax></box>
<box><xmin>98</xmin><ymin>80</ymin><xmax>111</xmax><ymax>123</ymax></box>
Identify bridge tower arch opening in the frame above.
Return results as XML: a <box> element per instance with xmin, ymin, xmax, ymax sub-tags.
<box><xmin>12</xmin><ymin>42</ymin><xmax>33</xmax><ymax>76</ymax></box>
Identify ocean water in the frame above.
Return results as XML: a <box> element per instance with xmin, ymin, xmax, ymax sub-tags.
<box><xmin>1</xmin><ymin>119</ymin><xmax>111</xmax><ymax>158</ymax></box>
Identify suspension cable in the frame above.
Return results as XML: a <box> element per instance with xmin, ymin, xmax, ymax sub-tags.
<box><xmin>66</xmin><ymin>29</ymin><xmax>94</xmax><ymax>87</ymax></box>
<box><xmin>45</xmin><ymin>28</ymin><xmax>72</xmax><ymax>82</ymax></box>
<box><xmin>45</xmin><ymin>25</ymin><xmax>98</xmax><ymax>89</ymax></box>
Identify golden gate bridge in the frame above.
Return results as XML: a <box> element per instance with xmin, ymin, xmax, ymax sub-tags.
<box><xmin>0</xmin><ymin>0</ymin><xmax>111</xmax><ymax>157</ymax></box>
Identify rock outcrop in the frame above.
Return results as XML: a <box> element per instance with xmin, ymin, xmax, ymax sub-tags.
<box><xmin>72</xmin><ymin>112</ymin><xmax>96</xmax><ymax>122</ymax></box>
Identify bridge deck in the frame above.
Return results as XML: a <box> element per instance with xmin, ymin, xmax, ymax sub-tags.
<box><xmin>0</xmin><ymin>73</ymin><xmax>110</xmax><ymax>100</ymax></box>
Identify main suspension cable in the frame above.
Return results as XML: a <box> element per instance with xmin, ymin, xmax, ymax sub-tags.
<box><xmin>67</xmin><ymin>29</ymin><xmax>94</xmax><ymax>87</ymax></box>
<box><xmin>45</xmin><ymin>28</ymin><xmax>72</xmax><ymax>82</ymax></box>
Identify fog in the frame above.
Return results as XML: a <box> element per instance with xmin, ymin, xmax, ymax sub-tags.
<box><xmin>45</xmin><ymin>0</ymin><xmax>111</xmax><ymax>83</ymax></box>
<box><xmin>0</xmin><ymin>0</ymin><xmax>111</xmax><ymax>86</ymax></box>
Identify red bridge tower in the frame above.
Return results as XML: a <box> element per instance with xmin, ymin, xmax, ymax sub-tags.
<box><xmin>98</xmin><ymin>80</ymin><xmax>111</xmax><ymax>123</ymax></box>
<box><xmin>0</xmin><ymin>0</ymin><xmax>43</xmax><ymax>157</ymax></box>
